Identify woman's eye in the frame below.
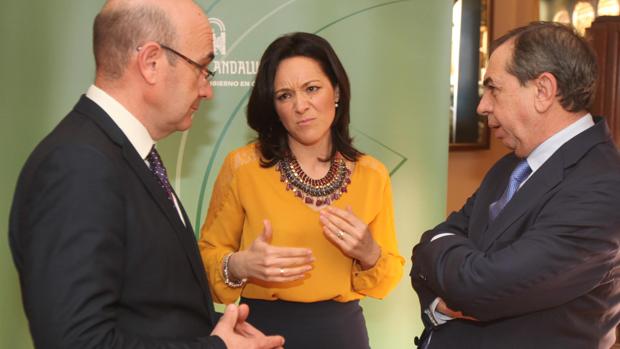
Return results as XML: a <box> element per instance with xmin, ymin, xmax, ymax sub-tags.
<box><xmin>307</xmin><ymin>86</ymin><xmax>319</xmax><ymax>93</ymax></box>
<box><xmin>276</xmin><ymin>93</ymin><xmax>291</xmax><ymax>101</ymax></box>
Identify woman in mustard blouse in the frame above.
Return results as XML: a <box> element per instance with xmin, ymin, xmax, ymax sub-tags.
<box><xmin>199</xmin><ymin>32</ymin><xmax>404</xmax><ymax>349</ymax></box>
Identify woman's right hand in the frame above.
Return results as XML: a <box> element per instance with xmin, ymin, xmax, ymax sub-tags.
<box><xmin>228</xmin><ymin>219</ymin><xmax>314</xmax><ymax>283</ymax></box>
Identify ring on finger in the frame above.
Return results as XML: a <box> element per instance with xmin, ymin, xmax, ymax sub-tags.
<box><xmin>279</xmin><ymin>268</ymin><xmax>285</xmax><ymax>276</ymax></box>
<box><xmin>336</xmin><ymin>230</ymin><xmax>345</xmax><ymax>240</ymax></box>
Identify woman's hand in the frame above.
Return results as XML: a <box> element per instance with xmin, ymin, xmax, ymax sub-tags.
<box><xmin>319</xmin><ymin>206</ymin><xmax>381</xmax><ymax>270</ymax></box>
<box><xmin>228</xmin><ymin>220</ymin><xmax>314</xmax><ymax>283</ymax></box>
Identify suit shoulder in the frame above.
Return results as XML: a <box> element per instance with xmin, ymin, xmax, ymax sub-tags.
<box><xmin>566</xmin><ymin>141</ymin><xmax>620</xmax><ymax>186</ymax></box>
<box><xmin>23</xmin><ymin>112</ymin><xmax>117</xmax><ymax>173</ymax></box>
<box><xmin>590</xmin><ymin>141</ymin><xmax>620</xmax><ymax>172</ymax></box>
<box><xmin>37</xmin><ymin>110</ymin><xmax>117</xmax><ymax>155</ymax></box>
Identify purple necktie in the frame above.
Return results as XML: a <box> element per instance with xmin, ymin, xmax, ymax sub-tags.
<box><xmin>489</xmin><ymin>159</ymin><xmax>532</xmax><ymax>221</ymax></box>
<box><xmin>146</xmin><ymin>147</ymin><xmax>174</xmax><ymax>203</ymax></box>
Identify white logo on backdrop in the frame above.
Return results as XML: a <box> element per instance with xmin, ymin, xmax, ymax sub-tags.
<box><xmin>208</xmin><ymin>17</ymin><xmax>259</xmax><ymax>88</ymax></box>
<box><xmin>209</xmin><ymin>18</ymin><xmax>227</xmax><ymax>56</ymax></box>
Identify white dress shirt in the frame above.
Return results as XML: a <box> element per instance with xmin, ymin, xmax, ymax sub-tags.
<box><xmin>85</xmin><ymin>85</ymin><xmax>186</xmax><ymax>225</ymax></box>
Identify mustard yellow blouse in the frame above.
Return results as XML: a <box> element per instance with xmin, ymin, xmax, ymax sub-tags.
<box><xmin>198</xmin><ymin>143</ymin><xmax>404</xmax><ymax>304</ymax></box>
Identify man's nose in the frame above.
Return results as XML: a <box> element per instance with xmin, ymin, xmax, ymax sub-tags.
<box><xmin>199</xmin><ymin>81</ymin><xmax>214</xmax><ymax>100</ymax></box>
<box><xmin>477</xmin><ymin>92</ymin><xmax>491</xmax><ymax>116</ymax></box>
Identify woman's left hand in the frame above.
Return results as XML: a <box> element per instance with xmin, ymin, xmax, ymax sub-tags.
<box><xmin>319</xmin><ymin>206</ymin><xmax>381</xmax><ymax>270</ymax></box>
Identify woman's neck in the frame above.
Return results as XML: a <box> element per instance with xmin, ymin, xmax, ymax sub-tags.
<box><xmin>288</xmin><ymin>137</ymin><xmax>333</xmax><ymax>179</ymax></box>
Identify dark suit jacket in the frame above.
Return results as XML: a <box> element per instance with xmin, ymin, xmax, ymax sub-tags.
<box><xmin>9</xmin><ymin>96</ymin><xmax>226</xmax><ymax>349</ymax></box>
<box><xmin>411</xmin><ymin>118</ymin><xmax>620</xmax><ymax>349</ymax></box>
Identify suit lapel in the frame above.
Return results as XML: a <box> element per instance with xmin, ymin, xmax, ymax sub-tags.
<box><xmin>74</xmin><ymin>96</ymin><xmax>217</xmax><ymax>323</ymax></box>
<box><xmin>121</xmin><ymin>131</ymin><xmax>218</xmax><ymax>323</ymax></box>
<box><xmin>480</xmin><ymin>156</ymin><xmax>563</xmax><ymax>250</ymax></box>
<box><xmin>479</xmin><ymin>118</ymin><xmax>611</xmax><ymax>251</ymax></box>
<box><xmin>468</xmin><ymin>159</ymin><xmax>514</xmax><ymax>246</ymax></box>
<box><xmin>173</xmin><ymin>189</ymin><xmax>219</xmax><ymax>323</ymax></box>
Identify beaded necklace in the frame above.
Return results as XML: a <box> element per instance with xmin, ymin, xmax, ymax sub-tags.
<box><xmin>276</xmin><ymin>155</ymin><xmax>351</xmax><ymax>206</ymax></box>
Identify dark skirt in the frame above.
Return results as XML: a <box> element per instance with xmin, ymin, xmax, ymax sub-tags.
<box><xmin>241</xmin><ymin>297</ymin><xmax>371</xmax><ymax>349</ymax></box>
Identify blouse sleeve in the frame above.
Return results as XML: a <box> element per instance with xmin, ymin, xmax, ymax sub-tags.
<box><xmin>198</xmin><ymin>153</ymin><xmax>245</xmax><ymax>304</ymax></box>
<box><xmin>351</xmin><ymin>175</ymin><xmax>404</xmax><ymax>299</ymax></box>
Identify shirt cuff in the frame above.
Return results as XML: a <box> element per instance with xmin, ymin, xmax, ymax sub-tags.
<box><xmin>352</xmin><ymin>251</ymin><xmax>384</xmax><ymax>290</ymax></box>
<box><xmin>427</xmin><ymin>297</ymin><xmax>453</xmax><ymax>325</ymax></box>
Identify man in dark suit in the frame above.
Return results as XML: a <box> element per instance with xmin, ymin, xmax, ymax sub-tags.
<box><xmin>8</xmin><ymin>1</ymin><xmax>284</xmax><ymax>348</ymax></box>
<box><xmin>411</xmin><ymin>22</ymin><xmax>620</xmax><ymax>348</ymax></box>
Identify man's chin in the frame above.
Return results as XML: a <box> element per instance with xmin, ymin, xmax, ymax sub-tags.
<box><xmin>176</xmin><ymin>117</ymin><xmax>194</xmax><ymax>132</ymax></box>
<box><xmin>500</xmin><ymin>139</ymin><xmax>519</xmax><ymax>152</ymax></box>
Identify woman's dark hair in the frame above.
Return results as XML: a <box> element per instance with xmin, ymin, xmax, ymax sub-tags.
<box><xmin>247</xmin><ymin>32</ymin><xmax>362</xmax><ymax>167</ymax></box>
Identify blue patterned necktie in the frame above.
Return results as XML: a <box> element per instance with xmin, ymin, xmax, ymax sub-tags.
<box><xmin>146</xmin><ymin>147</ymin><xmax>174</xmax><ymax>204</ymax></box>
<box><xmin>489</xmin><ymin>159</ymin><xmax>532</xmax><ymax>221</ymax></box>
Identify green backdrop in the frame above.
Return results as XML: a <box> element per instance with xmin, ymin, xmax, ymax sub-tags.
<box><xmin>0</xmin><ymin>1</ymin><xmax>451</xmax><ymax>347</ymax></box>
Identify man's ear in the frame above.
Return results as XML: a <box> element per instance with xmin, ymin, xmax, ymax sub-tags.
<box><xmin>136</xmin><ymin>42</ymin><xmax>163</xmax><ymax>85</ymax></box>
<box><xmin>533</xmin><ymin>72</ymin><xmax>557</xmax><ymax>113</ymax></box>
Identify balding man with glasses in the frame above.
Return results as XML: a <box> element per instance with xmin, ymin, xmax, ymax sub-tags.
<box><xmin>9</xmin><ymin>1</ymin><xmax>284</xmax><ymax>348</ymax></box>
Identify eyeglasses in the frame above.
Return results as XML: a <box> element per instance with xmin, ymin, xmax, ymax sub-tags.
<box><xmin>159</xmin><ymin>43</ymin><xmax>216</xmax><ymax>81</ymax></box>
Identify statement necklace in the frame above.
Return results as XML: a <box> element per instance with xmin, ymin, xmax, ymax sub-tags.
<box><xmin>276</xmin><ymin>154</ymin><xmax>351</xmax><ymax>206</ymax></box>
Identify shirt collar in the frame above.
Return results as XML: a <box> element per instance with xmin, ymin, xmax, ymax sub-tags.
<box><xmin>85</xmin><ymin>84</ymin><xmax>155</xmax><ymax>160</ymax></box>
<box><xmin>526</xmin><ymin>113</ymin><xmax>595</xmax><ymax>172</ymax></box>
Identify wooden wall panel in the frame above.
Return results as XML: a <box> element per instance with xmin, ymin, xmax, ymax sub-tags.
<box><xmin>588</xmin><ymin>16</ymin><xmax>620</xmax><ymax>147</ymax></box>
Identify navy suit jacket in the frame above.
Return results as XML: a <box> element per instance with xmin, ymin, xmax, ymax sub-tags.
<box><xmin>9</xmin><ymin>96</ymin><xmax>225</xmax><ymax>348</ymax></box>
<box><xmin>411</xmin><ymin>118</ymin><xmax>620</xmax><ymax>348</ymax></box>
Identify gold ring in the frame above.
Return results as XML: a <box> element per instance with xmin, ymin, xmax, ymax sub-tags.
<box><xmin>337</xmin><ymin>230</ymin><xmax>344</xmax><ymax>240</ymax></box>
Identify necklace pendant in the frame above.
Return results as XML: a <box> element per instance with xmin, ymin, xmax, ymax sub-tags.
<box><xmin>277</xmin><ymin>155</ymin><xmax>351</xmax><ymax>206</ymax></box>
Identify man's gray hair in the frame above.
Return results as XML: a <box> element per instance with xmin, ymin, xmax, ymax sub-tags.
<box><xmin>491</xmin><ymin>21</ymin><xmax>598</xmax><ymax>113</ymax></box>
<box><xmin>93</xmin><ymin>4</ymin><xmax>177</xmax><ymax>79</ymax></box>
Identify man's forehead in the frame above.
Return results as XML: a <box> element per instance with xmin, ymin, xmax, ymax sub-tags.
<box><xmin>181</xmin><ymin>17</ymin><xmax>212</xmax><ymax>48</ymax></box>
<box><xmin>486</xmin><ymin>43</ymin><xmax>512</xmax><ymax>74</ymax></box>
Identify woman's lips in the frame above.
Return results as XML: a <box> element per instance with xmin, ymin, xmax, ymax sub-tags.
<box><xmin>297</xmin><ymin>117</ymin><xmax>315</xmax><ymax>125</ymax></box>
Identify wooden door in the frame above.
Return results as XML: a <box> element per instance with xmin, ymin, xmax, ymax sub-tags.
<box><xmin>587</xmin><ymin>16</ymin><xmax>620</xmax><ymax>147</ymax></box>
